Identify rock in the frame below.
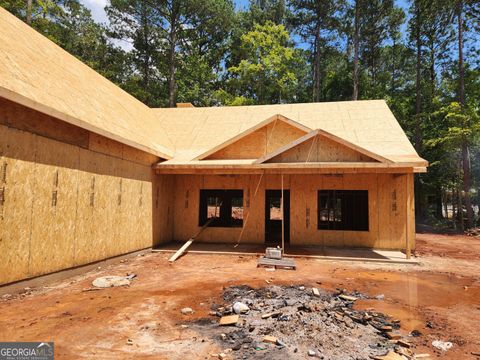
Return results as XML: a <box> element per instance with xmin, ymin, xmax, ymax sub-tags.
<box><xmin>312</xmin><ymin>287</ymin><xmax>320</xmax><ymax>297</ymax></box>
<box><xmin>299</xmin><ymin>286</ymin><xmax>305</xmax><ymax>291</ymax></box>
<box><xmin>92</xmin><ymin>275</ymin><xmax>131</xmax><ymax>288</ymax></box>
<box><xmin>219</xmin><ymin>314</ymin><xmax>239</xmax><ymax>326</ymax></box>
<box><xmin>375</xmin><ymin>294</ymin><xmax>385</xmax><ymax>300</ymax></box>
<box><xmin>181</xmin><ymin>307</ymin><xmax>193</xmax><ymax>315</ymax></box>
<box><xmin>308</xmin><ymin>349</ymin><xmax>316</xmax><ymax>356</ymax></box>
<box><xmin>410</xmin><ymin>329</ymin><xmax>422</xmax><ymax>337</ymax></box>
<box><xmin>285</xmin><ymin>299</ymin><xmax>296</xmax><ymax>306</ymax></box>
<box><xmin>126</xmin><ymin>338</ymin><xmax>133</xmax><ymax>345</ymax></box>
<box><xmin>432</xmin><ymin>340</ymin><xmax>453</xmax><ymax>352</ymax></box>
<box><xmin>233</xmin><ymin>302</ymin><xmax>250</xmax><ymax>314</ymax></box>
<box><xmin>218</xmin><ymin>353</ymin><xmax>227</xmax><ymax>359</ymax></box>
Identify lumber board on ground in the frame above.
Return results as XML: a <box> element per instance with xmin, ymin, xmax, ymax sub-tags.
<box><xmin>168</xmin><ymin>217</ymin><xmax>215</xmax><ymax>262</ymax></box>
<box><xmin>257</xmin><ymin>256</ymin><xmax>296</xmax><ymax>270</ymax></box>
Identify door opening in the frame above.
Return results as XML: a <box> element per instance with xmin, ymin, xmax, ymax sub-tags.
<box><xmin>265</xmin><ymin>190</ymin><xmax>290</xmax><ymax>245</ymax></box>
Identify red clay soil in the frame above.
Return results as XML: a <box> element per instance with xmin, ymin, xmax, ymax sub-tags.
<box><xmin>416</xmin><ymin>232</ymin><xmax>480</xmax><ymax>260</ymax></box>
<box><xmin>0</xmin><ymin>233</ymin><xmax>479</xmax><ymax>359</ymax></box>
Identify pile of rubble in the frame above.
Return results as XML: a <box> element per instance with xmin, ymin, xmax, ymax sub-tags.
<box><xmin>192</xmin><ymin>285</ymin><xmax>424</xmax><ymax>360</ymax></box>
<box><xmin>465</xmin><ymin>227</ymin><xmax>480</xmax><ymax>237</ymax></box>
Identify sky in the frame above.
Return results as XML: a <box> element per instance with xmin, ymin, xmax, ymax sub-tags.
<box><xmin>79</xmin><ymin>0</ymin><xmax>411</xmax><ymax>52</ymax></box>
<box><xmin>81</xmin><ymin>0</ymin><xmax>251</xmax><ymax>24</ymax></box>
<box><xmin>80</xmin><ymin>0</ymin><xmax>411</xmax><ymax>25</ymax></box>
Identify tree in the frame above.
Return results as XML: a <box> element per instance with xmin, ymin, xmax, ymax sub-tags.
<box><xmin>352</xmin><ymin>0</ymin><xmax>360</xmax><ymax>100</ymax></box>
<box><xmin>228</xmin><ymin>21</ymin><xmax>302</xmax><ymax>104</ymax></box>
<box><xmin>289</xmin><ymin>0</ymin><xmax>346</xmax><ymax>102</ymax></box>
<box><xmin>108</xmin><ymin>0</ymin><xmax>233</xmax><ymax>107</ymax></box>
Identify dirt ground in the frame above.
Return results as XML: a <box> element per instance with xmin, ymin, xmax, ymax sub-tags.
<box><xmin>0</xmin><ymin>232</ymin><xmax>479</xmax><ymax>360</ymax></box>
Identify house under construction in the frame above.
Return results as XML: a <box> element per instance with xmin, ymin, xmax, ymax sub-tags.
<box><xmin>0</xmin><ymin>8</ymin><xmax>428</xmax><ymax>285</ymax></box>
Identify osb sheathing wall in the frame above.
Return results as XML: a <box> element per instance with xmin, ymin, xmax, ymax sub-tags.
<box><xmin>206</xmin><ymin>120</ymin><xmax>307</xmax><ymax>160</ymax></box>
<box><xmin>0</xmin><ymin>99</ymin><xmax>171</xmax><ymax>285</ymax></box>
<box><xmin>172</xmin><ymin>174</ymin><xmax>415</xmax><ymax>250</ymax></box>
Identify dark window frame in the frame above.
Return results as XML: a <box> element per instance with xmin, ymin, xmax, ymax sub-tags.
<box><xmin>317</xmin><ymin>190</ymin><xmax>369</xmax><ymax>231</ymax></box>
<box><xmin>199</xmin><ymin>189</ymin><xmax>244</xmax><ymax>228</ymax></box>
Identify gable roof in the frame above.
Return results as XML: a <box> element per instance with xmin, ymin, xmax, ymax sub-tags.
<box><xmin>255</xmin><ymin>129</ymin><xmax>391</xmax><ymax>164</ymax></box>
<box><xmin>195</xmin><ymin>114</ymin><xmax>311</xmax><ymax>160</ymax></box>
<box><xmin>153</xmin><ymin>101</ymin><xmax>427</xmax><ymax>168</ymax></box>
<box><xmin>0</xmin><ymin>7</ymin><xmax>173</xmax><ymax>159</ymax></box>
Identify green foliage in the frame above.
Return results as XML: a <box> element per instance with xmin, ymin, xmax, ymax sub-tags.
<box><xmin>228</xmin><ymin>21</ymin><xmax>303</xmax><ymax>104</ymax></box>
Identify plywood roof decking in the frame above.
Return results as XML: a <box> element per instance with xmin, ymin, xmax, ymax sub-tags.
<box><xmin>0</xmin><ymin>7</ymin><xmax>173</xmax><ymax>159</ymax></box>
<box><xmin>152</xmin><ymin>101</ymin><xmax>427</xmax><ymax>168</ymax></box>
<box><xmin>0</xmin><ymin>8</ymin><xmax>427</xmax><ymax>171</ymax></box>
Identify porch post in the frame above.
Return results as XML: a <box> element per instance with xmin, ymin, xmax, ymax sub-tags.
<box><xmin>281</xmin><ymin>173</ymin><xmax>284</xmax><ymax>254</ymax></box>
<box><xmin>406</xmin><ymin>174</ymin><xmax>412</xmax><ymax>259</ymax></box>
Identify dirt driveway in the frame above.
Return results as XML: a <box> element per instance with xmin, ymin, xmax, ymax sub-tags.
<box><xmin>0</xmin><ymin>233</ymin><xmax>479</xmax><ymax>359</ymax></box>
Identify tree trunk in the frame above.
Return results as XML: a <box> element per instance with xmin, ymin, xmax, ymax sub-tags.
<box><xmin>414</xmin><ymin>0</ymin><xmax>422</xmax><ymax>153</ymax></box>
<box><xmin>352</xmin><ymin>0</ymin><xmax>360</xmax><ymax>100</ymax></box>
<box><xmin>435</xmin><ymin>188</ymin><xmax>443</xmax><ymax>219</ymax></box>
<box><xmin>443</xmin><ymin>188</ymin><xmax>448</xmax><ymax>219</ymax></box>
<box><xmin>462</xmin><ymin>141</ymin><xmax>473</xmax><ymax>227</ymax></box>
<box><xmin>312</xmin><ymin>24</ymin><xmax>321</xmax><ymax>102</ymax></box>
<box><xmin>141</xmin><ymin>4</ymin><xmax>150</xmax><ymax>92</ymax></box>
<box><xmin>413</xmin><ymin>0</ymin><xmax>425</xmax><ymax>219</ymax></box>
<box><xmin>26</xmin><ymin>0</ymin><xmax>32</xmax><ymax>25</ymax></box>
<box><xmin>429</xmin><ymin>42</ymin><xmax>435</xmax><ymax>110</ymax></box>
<box><xmin>391</xmin><ymin>37</ymin><xmax>396</xmax><ymax>95</ymax></box>
<box><xmin>457</xmin><ymin>182</ymin><xmax>464</xmax><ymax>232</ymax></box>
<box><xmin>168</xmin><ymin>4</ymin><xmax>178</xmax><ymax>108</ymax></box>
<box><xmin>452</xmin><ymin>187</ymin><xmax>457</xmax><ymax>228</ymax></box>
<box><xmin>457</xmin><ymin>0</ymin><xmax>473</xmax><ymax>228</ymax></box>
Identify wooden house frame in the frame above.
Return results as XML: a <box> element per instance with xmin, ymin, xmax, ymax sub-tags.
<box><xmin>0</xmin><ymin>8</ymin><xmax>427</xmax><ymax>285</ymax></box>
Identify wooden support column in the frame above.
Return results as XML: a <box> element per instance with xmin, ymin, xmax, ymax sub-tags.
<box><xmin>281</xmin><ymin>173</ymin><xmax>284</xmax><ymax>254</ymax></box>
<box><xmin>405</xmin><ymin>174</ymin><xmax>411</xmax><ymax>259</ymax></box>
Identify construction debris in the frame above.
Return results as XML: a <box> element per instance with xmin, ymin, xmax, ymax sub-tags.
<box><xmin>181</xmin><ymin>307</ymin><xmax>194</xmax><ymax>315</ymax></box>
<box><xmin>339</xmin><ymin>294</ymin><xmax>358</xmax><ymax>301</ymax></box>
<box><xmin>262</xmin><ymin>335</ymin><xmax>278</xmax><ymax>344</ymax></box>
<box><xmin>432</xmin><ymin>340</ymin><xmax>453</xmax><ymax>352</ymax></box>
<box><xmin>219</xmin><ymin>315</ymin><xmax>239</xmax><ymax>326</ymax></box>
<box><xmin>190</xmin><ymin>285</ymin><xmax>421</xmax><ymax>359</ymax></box>
<box><xmin>265</xmin><ymin>247</ymin><xmax>282</xmax><ymax>260</ymax></box>
<box><xmin>233</xmin><ymin>302</ymin><xmax>249</xmax><ymax>314</ymax></box>
<box><xmin>169</xmin><ymin>217</ymin><xmax>215</xmax><ymax>263</ymax></box>
<box><xmin>257</xmin><ymin>256</ymin><xmax>296</xmax><ymax>270</ymax></box>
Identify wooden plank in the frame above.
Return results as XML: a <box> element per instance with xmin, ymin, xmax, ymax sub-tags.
<box><xmin>168</xmin><ymin>239</ymin><xmax>194</xmax><ymax>262</ymax></box>
<box><xmin>257</xmin><ymin>256</ymin><xmax>296</xmax><ymax>269</ymax></box>
<box><xmin>169</xmin><ymin>217</ymin><xmax>215</xmax><ymax>262</ymax></box>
